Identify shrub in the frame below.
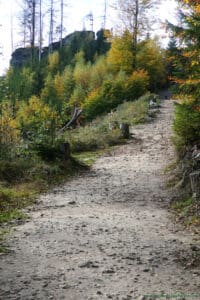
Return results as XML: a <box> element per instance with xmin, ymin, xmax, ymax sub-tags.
<box><xmin>125</xmin><ymin>69</ymin><xmax>149</xmax><ymax>101</ymax></box>
<box><xmin>83</xmin><ymin>80</ymin><xmax>125</xmax><ymax>120</ymax></box>
<box><xmin>66</xmin><ymin>124</ymin><xmax>123</xmax><ymax>153</ymax></box>
<box><xmin>16</xmin><ymin>96</ymin><xmax>60</xmax><ymax>142</ymax></box>
<box><xmin>173</xmin><ymin>102</ymin><xmax>200</xmax><ymax>150</ymax></box>
<box><xmin>104</xmin><ymin>93</ymin><xmax>151</xmax><ymax>126</ymax></box>
<box><xmin>0</xmin><ymin>102</ymin><xmax>20</xmax><ymax>160</ymax></box>
<box><xmin>0</xmin><ymin>158</ymin><xmax>34</xmax><ymax>183</ymax></box>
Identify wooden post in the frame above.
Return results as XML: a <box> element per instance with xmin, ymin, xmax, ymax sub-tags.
<box><xmin>120</xmin><ymin>123</ymin><xmax>130</xmax><ymax>139</ymax></box>
<box><xmin>60</xmin><ymin>142</ymin><xmax>70</xmax><ymax>167</ymax></box>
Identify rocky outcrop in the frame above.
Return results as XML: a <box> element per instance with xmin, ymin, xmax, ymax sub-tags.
<box><xmin>10</xmin><ymin>30</ymin><xmax>110</xmax><ymax>68</ymax></box>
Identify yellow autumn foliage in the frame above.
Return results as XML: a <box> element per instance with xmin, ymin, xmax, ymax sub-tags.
<box><xmin>0</xmin><ymin>102</ymin><xmax>20</xmax><ymax>146</ymax></box>
<box><xmin>107</xmin><ymin>30</ymin><xmax>134</xmax><ymax>74</ymax></box>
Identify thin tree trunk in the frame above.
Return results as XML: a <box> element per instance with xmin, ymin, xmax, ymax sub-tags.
<box><xmin>132</xmin><ymin>0</ymin><xmax>139</xmax><ymax>68</ymax></box>
<box><xmin>39</xmin><ymin>0</ymin><xmax>42</xmax><ymax>62</ymax></box>
<box><xmin>10</xmin><ymin>13</ymin><xmax>14</xmax><ymax>52</ymax></box>
<box><xmin>60</xmin><ymin>0</ymin><xmax>63</xmax><ymax>48</ymax></box>
<box><xmin>31</xmin><ymin>0</ymin><xmax>36</xmax><ymax>62</ymax></box>
<box><xmin>49</xmin><ymin>0</ymin><xmax>54</xmax><ymax>53</ymax></box>
<box><xmin>134</xmin><ymin>0</ymin><xmax>139</xmax><ymax>46</ymax></box>
<box><xmin>103</xmin><ymin>0</ymin><xmax>107</xmax><ymax>29</ymax></box>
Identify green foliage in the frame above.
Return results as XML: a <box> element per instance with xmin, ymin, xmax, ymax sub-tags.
<box><xmin>136</xmin><ymin>39</ymin><xmax>167</xmax><ymax>91</ymax></box>
<box><xmin>173</xmin><ymin>102</ymin><xmax>200</xmax><ymax>147</ymax></box>
<box><xmin>33</xmin><ymin>137</ymin><xmax>67</xmax><ymax>162</ymax></box>
<box><xmin>62</xmin><ymin>66</ymin><xmax>75</xmax><ymax>100</ymax></box>
<box><xmin>0</xmin><ymin>159</ymin><xmax>34</xmax><ymax>183</ymax></box>
<box><xmin>167</xmin><ymin>2</ymin><xmax>200</xmax><ymax>153</ymax></box>
<box><xmin>88</xmin><ymin>56</ymin><xmax>109</xmax><ymax>90</ymax></box>
<box><xmin>48</xmin><ymin>51</ymin><xmax>60</xmax><ymax>76</ymax></box>
<box><xmin>0</xmin><ymin>102</ymin><xmax>20</xmax><ymax>160</ymax></box>
<box><xmin>105</xmin><ymin>93</ymin><xmax>151</xmax><ymax>125</ymax></box>
<box><xmin>67</xmin><ymin>93</ymin><xmax>151</xmax><ymax>153</ymax></box>
<box><xmin>107</xmin><ymin>30</ymin><xmax>134</xmax><ymax>73</ymax></box>
<box><xmin>66</xmin><ymin>125</ymin><xmax>123</xmax><ymax>153</ymax></box>
<box><xmin>125</xmin><ymin>69</ymin><xmax>149</xmax><ymax>100</ymax></box>
<box><xmin>5</xmin><ymin>67</ymin><xmax>37</xmax><ymax>103</ymax></box>
<box><xmin>41</xmin><ymin>74</ymin><xmax>58</xmax><ymax>108</ymax></box>
<box><xmin>83</xmin><ymin>79</ymin><xmax>125</xmax><ymax>120</ymax></box>
<box><xmin>0</xmin><ymin>27</ymin><xmax>168</xmax><ymax>226</ymax></box>
<box><xmin>69</xmin><ymin>85</ymin><xmax>87</xmax><ymax>107</ymax></box>
<box><xmin>73</xmin><ymin>55</ymin><xmax>92</xmax><ymax>91</ymax></box>
<box><xmin>83</xmin><ymin>71</ymin><xmax>149</xmax><ymax>121</ymax></box>
<box><xmin>17</xmin><ymin>95</ymin><xmax>60</xmax><ymax>142</ymax></box>
<box><xmin>0</xmin><ymin>210</ymin><xmax>27</xmax><ymax>224</ymax></box>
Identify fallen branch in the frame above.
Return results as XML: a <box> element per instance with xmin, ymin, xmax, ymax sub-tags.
<box><xmin>59</xmin><ymin>107</ymin><xmax>82</xmax><ymax>133</ymax></box>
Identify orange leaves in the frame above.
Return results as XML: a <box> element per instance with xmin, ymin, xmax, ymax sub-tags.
<box><xmin>194</xmin><ymin>105</ymin><xmax>200</xmax><ymax>112</ymax></box>
<box><xmin>169</xmin><ymin>76</ymin><xmax>200</xmax><ymax>85</ymax></box>
<box><xmin>182</xmin><ymin>50</ymin><xmax>198</xmax><ymax>58</ymax></box>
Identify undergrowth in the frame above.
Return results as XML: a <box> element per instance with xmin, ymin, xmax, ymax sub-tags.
<box><xmin>172</xmin><ymin>196</ymin><xmax>200</xmax><ymax>228</ymax></box>
<box><xmin>65</xmin><ymin>93</ymin><xmax>154</xmax><ymax>153</ymax></box>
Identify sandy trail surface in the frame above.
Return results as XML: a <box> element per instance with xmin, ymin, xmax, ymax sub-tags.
<box><xmin>0</xmin><ymin>100</ymin><xmax>200</xmax><ymax>300</ymax></box>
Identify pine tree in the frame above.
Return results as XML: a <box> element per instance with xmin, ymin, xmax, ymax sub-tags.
<box><xmin>167</xmin><ymin>0</ymin><xmax>200</xmax><ymax>101</ymax></box>
<box><xmin>168</xmin><ymin>0</ymin><xmax>200</xmax><ymax>147</ymax></box>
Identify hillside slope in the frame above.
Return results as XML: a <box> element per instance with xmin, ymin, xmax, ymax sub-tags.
<box><xmin>0</xmin><ymin>100</ymin><xmax>200</xmax><ymax>300</ymax></box>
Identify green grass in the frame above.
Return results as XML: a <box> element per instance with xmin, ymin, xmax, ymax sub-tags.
<box><xmin>172</xmin><ymin>197</ymin><xmax>193</xmax><ymax>211</ymax></box>
<box><xmin>102</xmin><ymin>93</ymin><xmax>150</xmax><ymax>126</ymax></box>
<box><xmin>164</xmin><ymin>161</ymin><xmax>178</xmax><ymax>174</ymax></box>
<box><xmin>65</xmin><ymin>93</ymin><xmax>154</xmax><ymax>153</ymax></box>
<box><xmin>73</xmin><ymin>149</ymin><xmax>105</xmax><ymax>166</ymax></box>
<box><xmin>0</xmin><ymin>228</ymin><xmax>10</xmax><ymax>253</ymax></box>
<box><xmin>0</xmin><ymin>210</ymin><xmax>27</xmax><ymax>225</ymax></box>
<box><xmin>171</xmin><ymin>196</ymin><xmax>200</xmax><ymax>227</ymax></box>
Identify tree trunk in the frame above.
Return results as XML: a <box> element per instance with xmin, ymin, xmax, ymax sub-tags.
<box><xmin>49</xmin><ymin>0</ymin><xmax>54</xmax><ymax>53</ymax></box>
<box><xmin>31</xmin><ymin>0</ymin><xmax>36</xmax><ymax>61</ymax></box>
<box><xmin>120</xmin><ymin>123</ymin><xmax>130</xmax><ymax>138</ymax></box>
<box><xmin>60</xmin><ymin>0</ymin><xmax>64</xmax><ymax>48</ymax></box>
<box><xmin>60</xmin><ymin>142</ymin><xmax>70</xmax><ymax>160</ymax></box>
<box><xmin>39</xmin><ymin>0</ymin><xmax>42</xmax><ymax>62</ymax></box>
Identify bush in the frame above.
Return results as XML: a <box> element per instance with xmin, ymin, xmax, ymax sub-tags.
<box><xmin>173</xmin><ymin>102</ymin><xmax>200</xmax><ymax>149</ymax></box>
<box><xmin>83</xmin><ymin>80</ymin><xmax>125</xmax><ymax>120</ymax></box>
<box><xmin>125</xmin><ymin>69</ymin><xmax>149</xmax><ymax>101</ymax></box>
<box><xmin>0</xmin><ymin>158</ymin><xmax>34</xmax><ymax>183</ymax></box>
<box><xmin>66</xmin><ymin>93</ymin><xmax>153</xmax><ymax>153</ymax></box>
<box><xmin>104</xmin><ymin>93</ymin><xmax>151</xmax><ymax>126</ymax></box>
<box><xmin>33</xmin><ymin>137</ymin><xmax>68</xmax><ymax>162</ymax></box>
<box><xmin>66</xmin><ymin>125</ymin><xmax>123</xmax><ymax>153</ymax></box>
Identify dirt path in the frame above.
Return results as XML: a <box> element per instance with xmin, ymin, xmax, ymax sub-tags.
<box><xmin>1</xmin><ymin>100</ymin><xmax>200</xmax><ymax>300</ymax></box>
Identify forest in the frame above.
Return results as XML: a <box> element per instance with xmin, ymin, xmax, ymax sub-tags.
<box><xmin>0</xmin><ymin>0</ymin><xmax>200</xmax><ymax>225</ymax></box>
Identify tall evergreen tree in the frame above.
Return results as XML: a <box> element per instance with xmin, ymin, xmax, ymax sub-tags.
<box><xmin>167</xmin><ymin>0</ymin><xmax>200</xmax><ymax>100</ymax></box>
<box><xmin>167</xmin><ymin>0</ymin><xmax>200</xmax><ymax>147</ymax></box>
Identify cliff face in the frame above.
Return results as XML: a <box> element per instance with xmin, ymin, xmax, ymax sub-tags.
<box><xmin>10</xmin><ymin>30</ymin><xmax>110</xmax><ymax>68</ymax></box>
<box><xmin>10</xmin><ymin>47</ymin><xmax>36</xmax><ymax>68</ymax></box>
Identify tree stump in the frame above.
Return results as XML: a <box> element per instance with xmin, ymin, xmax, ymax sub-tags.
<box><xmin>189</xmin><ymin>171</ymin><xmax>200</xmax><ymax>198</ymax></box>
<box><xmin>60</xmin><ymin>142</ymin><xmax>71</xmax><ymax>162</ymax></box>
<box><xmin>120</xmin><ymin>123</ymin><xmax>130</xmax><ymax>139</ymax></box>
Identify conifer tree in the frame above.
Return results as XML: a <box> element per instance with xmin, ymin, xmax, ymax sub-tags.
<box><xmin>168</xmin><ymin>0</ymin><xmax>200</xmax><ymax>147</ymax></box>
<box><xmin>167</xmin><ymin>0</ymin><xmax>200</xmax><ymax>100</ymax></box>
